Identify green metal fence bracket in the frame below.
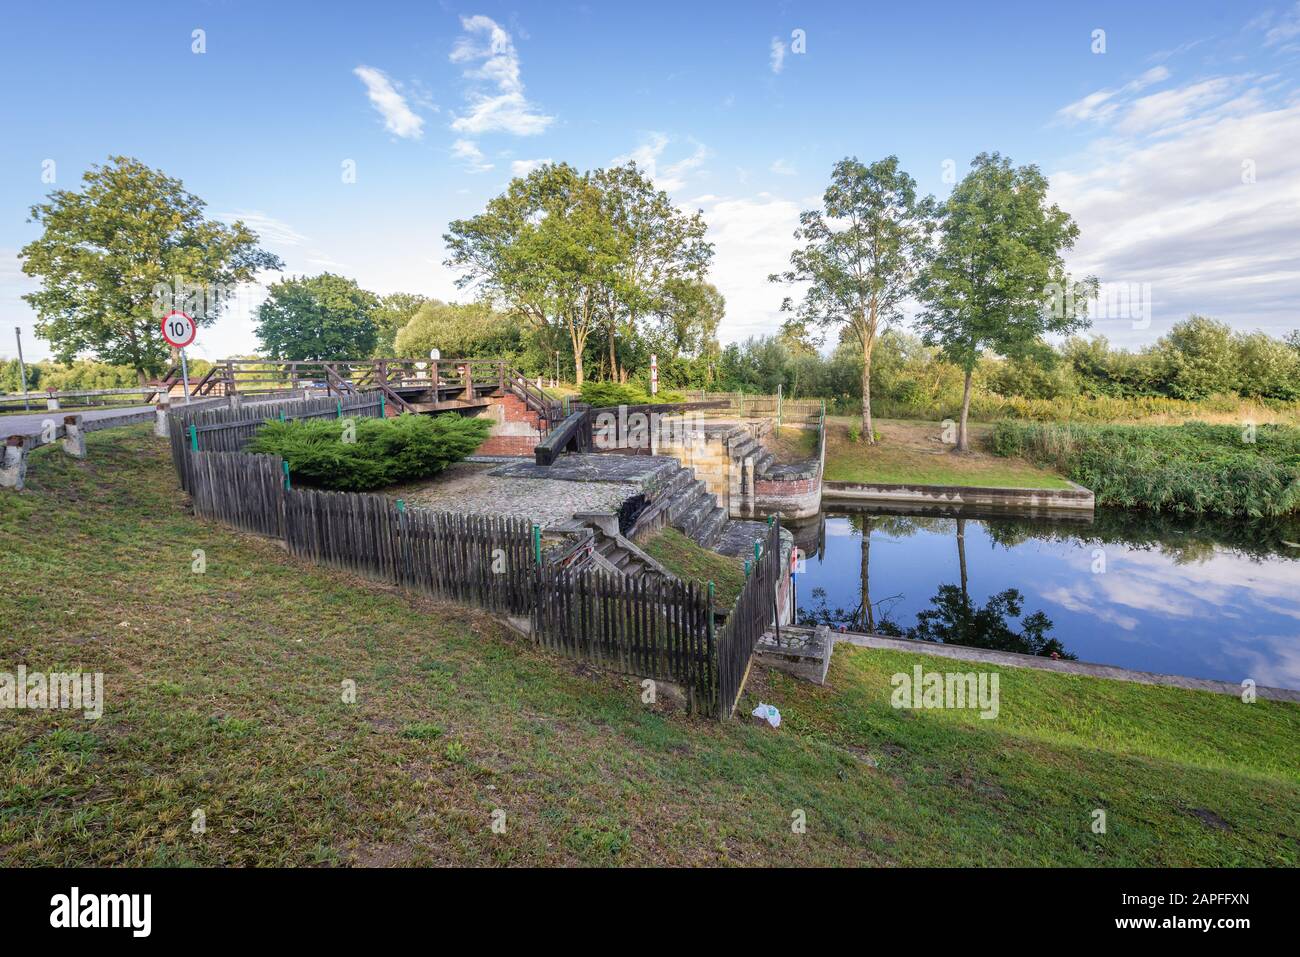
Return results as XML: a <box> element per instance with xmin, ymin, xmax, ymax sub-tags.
<box><xmin>282</xmin><ymin>461</ymin><xmax>291</xmax><ymax>491</ymax></box>
<box><xmin>188</xmin><ymin>423</ymin><xmax>198</xmax><ymax>452</ymax></box>
<box><xmin>744</xmin><ymin>558</ymin><xmax>751</xmax><ymax>578</ymax></box>
<box><xmin>380</xmin><ymin>394</ymin><xmax>386</xmax><ymax>418</ymax></box>
<box><xmin>279</xmin><ymin>409</ymin><xmax>285</xmax><ymax>423</ymax></box>
<box><xmin>336</xmin><ymin>400</ymin><xmax>343</xmax><ymax>418</ymax></box>
<box><xmin>395</xmin><ymin>498</ymin><xmax>405</xmax><ymax>513</ymax></box>
<box><xmin>532</xmin><ymin>524</ymin><xmax>542</xmax><ymax>565</ymax></box>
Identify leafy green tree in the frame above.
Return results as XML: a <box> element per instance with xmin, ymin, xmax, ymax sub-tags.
<box><xmin>373</xmin><ymin>292</ymin><xmax>433</xmax><ymax>356</ymax></box>
<box><xmin>0</xmin><ymin>358</ymin><xmax>40</xmax><ymax>393</ymax></box>
<box><xmin>770</xmin><ymin>156</ymin><xmax>934</xmax><ymax>443</ymax></box>
<box><xmin>19</xmin><ymin>156</ymin><xmax>281</xmax><ymax>382</ymax></box>
<box><xmin>393</xmin><ymin>300</ymin><xmax>523</xmax><ymax>360</ymax></box>
<box><xmin>1154</xmin><ymin>315</ymin><xmax>1238</xmax><ymax>400</ymax></box>
<box><xmin>445</xmin><ymin>163</ymin><xmax>619</xmax><ymax>385</ymax></box>
<box><xmin>914</xmin><ymin>153</ymin><xmax>1093</xmax><ymax>451</ymax></box>
<box><xmin>1231</xmin><ymin>329</ymin><xmax>1300</xmax><ymax>400</ymax></box>
<box><xmin>255</xmin><ymin>273</ymin><xmax>380</xmax><ymax>360</ymax></box>
<box><xmin>592</xmin><ymin>163</ymin><xmax>713</xmax><ymax>379</ymax></box>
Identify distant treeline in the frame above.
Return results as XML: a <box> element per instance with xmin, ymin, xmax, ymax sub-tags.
<box><xmin>711</xmin><ymin>316</ymin><xmax>1300</xmax><ymax>418</ymax></box>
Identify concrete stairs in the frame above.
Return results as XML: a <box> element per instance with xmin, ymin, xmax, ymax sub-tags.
<box><xmin>633</xmin><ymin>461</ymin><xmax>729</xmax><ymax>549</ymax></box>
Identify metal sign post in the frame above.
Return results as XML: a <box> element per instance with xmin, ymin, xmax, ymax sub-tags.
<box><xmin>14</xmin><ymin>327</ymin><xmax>30</xmax><ymax>411</ymax></box>
<box><xmin>161</xmin><ymin>311</ymin><xmax>197</xmax><ymax>406</ymax></box>
<box><xmin>650</xmin><ymin>354</ymin><xmax>658</xmax><ymax>396</ymax></box>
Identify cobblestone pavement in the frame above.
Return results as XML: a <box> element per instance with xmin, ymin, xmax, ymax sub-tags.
<box><xmin>389</xmin><ymin>462</ymin><xmax>640</xmax><ymax>528</ymax></box>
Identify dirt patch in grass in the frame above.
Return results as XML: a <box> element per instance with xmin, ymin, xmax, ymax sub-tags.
<box><xmin>823</xmin><ymin>418</ymin><xmax>1072</xmax><ymax>489</ymax></box>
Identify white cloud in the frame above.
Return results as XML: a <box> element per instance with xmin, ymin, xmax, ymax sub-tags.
<box><xmin>510</xmin><ymin>158</ymin><xmax>552</xmax><ymax>176</ymax></box>
<box><xmin>769</xmin><ymin>36</ymin><xmax>786</xmax><ymax>74</ymax></box>
<box><xmin>217</xmin><ymin>210</ymin><xmax>309</xmax><ymax>248</ymax></box>
<box><xmin>449</xmin><ymin>15</ymin><xmax>553</xmax><ymax>136</ymax></box>
<box><xmin>353</xmin><ymin>65</ymin><xmax>424</xmax><ymax>139</ymax></box>
<box><xmin>451</xmin><ymin>139</ymin><xmax>494</xmax><ymax>173</ymax></box>
<box><xmin>1049</xmin><ymin>64</ymin><xmax>1300</xmax><ymax>344</ymax></box>
<box><xmin>612</xmin><ymin>134</ymin><xmax>709</xmax><ymax>192</ymax></box>
<box><xmin>1263</xmin><ymin>2</ymin><xmax>1300</xmax><ymax>47</ymax></box>
<box><xmin>769</xmin><ymin>158</ymin><xmax>797</xmax><ymax>176</ymax></box>
<box><xmin>1056</xmin><ymin>66</ymin><xmax>1171</xmax><ymax>125</ymax></box>
<box><xmin>692</xmin><ymin>193</ymin><xmax>804</xmax><ymax>343</ymax></box>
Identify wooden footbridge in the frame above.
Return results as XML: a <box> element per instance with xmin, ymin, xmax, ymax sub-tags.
<box><xmin>150</xmin><ymin>358</ymin><xmax>564</xmax><ymax>429</ymax></box>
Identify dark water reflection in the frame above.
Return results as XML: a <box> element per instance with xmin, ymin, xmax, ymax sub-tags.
<box><xmin>791</xmin><ymin>507</ymin><xmax>1300</xmax><ymax>690</ymax></box>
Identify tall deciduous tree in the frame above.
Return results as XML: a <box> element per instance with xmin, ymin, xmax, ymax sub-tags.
<box><xmin>444</xmin><ymin>163</ymin><xmax>619</xmax><ymax>385</ymax></box>
<box><xmin>19</xmin><ymin>156</ymin><xmax>281</xmax><ymax>382</ymax></box>
<box><xmin>914</xmin><ymin>153</ymin><xmax>1094</xmax><ymax>451</ymax></box>
<box><xmin>592</xmin><ymin>163</ymin><xmax>712</xmax><ymax>379</ymax></box>
<box><xmin>254</xmin><ymin>273</ymin><xmax>380</xmax><ymax>360</ymax></box>
<box><xmin>372</xmin><ymin>292</ymin><xmax>433</xmax><ymax>356</ymax></box>
<box><xmin>770</xmin><ymin>156</ymin><xmax>934</xmax><ymax>443</ymax></box>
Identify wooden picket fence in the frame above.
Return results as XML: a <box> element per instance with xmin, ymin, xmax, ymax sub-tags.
<box><xmin>173</xmin><ymin>414</ymin><xmax>781</xmax><ymax>718</ymax></box>
<box><xmin>283</xmin><ymin>488</ymin><xmax>535</xmax><ymax>616</ymax></box>
<box><xmin>532</xmin><ymin>565</ymin><xmax>716</xmax><ymax>711</ymax></box>
<box><xmin>715</xmin><ymin>520</ymin><xmax>783</xmax><ymax>719</ymax></box>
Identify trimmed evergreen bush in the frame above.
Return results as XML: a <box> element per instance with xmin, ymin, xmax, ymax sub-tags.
<box><xmin>247</xmin><ymin>413</ymin><xmax>491</xmax><ymax>491</ymax></box>
<box><xmin>579</xmin><ymin>381</ymin><xmax>684</xmax><ymax>407</ymax></box>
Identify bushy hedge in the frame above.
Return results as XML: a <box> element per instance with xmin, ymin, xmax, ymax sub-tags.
<box><xmin>992</xmin><ymin>421</ymin><xmax>1300</xmax><ymax>516</ymax></box>
<box><xmin>247</xmin><ymin>413</ymin><xmax>490</xmax><ymax>491</ymax></box>
<box><xmin>578</xmin><ymin>381</ymin><xmax>683</xmax><ymax>407</ymax></box>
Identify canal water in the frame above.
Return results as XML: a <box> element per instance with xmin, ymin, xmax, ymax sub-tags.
<box><xmin>790</xmin><ymin>506</ymin><xmax>1300</xmax><ymax>691</ymax></box>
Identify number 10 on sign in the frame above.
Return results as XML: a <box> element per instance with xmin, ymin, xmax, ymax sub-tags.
<box><xmin>161</xmin><ymin>311</ymin><xmax>197</xmax><ymax>404</ymax></box>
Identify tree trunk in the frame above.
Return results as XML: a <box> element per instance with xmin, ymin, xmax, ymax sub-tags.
<box><xmin>860</xmin><ymin>518</ymin><xmax>874</xmax><ymax>632</ymax></box>
<box><xmin>957</xmin><ymin>367</ymin><xmax>973</xmax><ymax>452</ymax></box>
<box><xmin>861</xmin><ymin>334</ymin><xmax>875</xmax><ymax>444</ymax></box>
<box><xmin>571</xmin><ymin>328</ymin><xmax>585</xmax><ymax>386</ymax></box>
<box><xmin>956</xmin><ymin>517</ymin><xmax>968</xmax><ymax>601</ymax></box>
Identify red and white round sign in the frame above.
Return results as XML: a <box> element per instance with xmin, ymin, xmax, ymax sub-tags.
<box><xmin>161</xmin><ymin>310</ymin><xmax>196</xmax><ymax>349</ymax></box>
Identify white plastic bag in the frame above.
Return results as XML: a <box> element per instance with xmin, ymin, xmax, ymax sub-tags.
<box><xmin>751</xmin><ymin>702</ymin><xmax>781</xmax><ymax>728</ymax></box>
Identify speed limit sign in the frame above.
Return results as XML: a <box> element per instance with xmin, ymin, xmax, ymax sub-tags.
<box><xmin>161</xmin><ymin>311</ymin><xmax>196</xmax><ymax>348</ymax></box>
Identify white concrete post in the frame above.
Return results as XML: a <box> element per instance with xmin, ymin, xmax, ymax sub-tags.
<box><xmin>61</xmin><ymin>415</ymin><xmax>85</xmax><ymax>458</ymax></box>
<box><xmin>1</xmin><ymin>436</ymin><xmax>29</xmax><ymax>490</ymax></box>
<box><xmin>154</xmin><ymin>399</ymin><xmax>170</xmax><ymax>438</ymax></box>
<box><xmin>46</xmin><ymin>396</ymin><xmax>60</xmax><ymax>411</ymax></box>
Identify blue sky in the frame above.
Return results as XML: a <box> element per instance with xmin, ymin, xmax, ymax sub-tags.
<box><xmin>3</xmin><ymin>0</ymin><xmax>1299</xmax><ymax>364</ymax></box>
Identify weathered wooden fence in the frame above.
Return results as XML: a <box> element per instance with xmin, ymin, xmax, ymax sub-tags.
<box><xmin>532</xmin><ymin>566</ymin><xmax>716</xmax><ymax>711</ymax></box>
<box><xmin>284</xmin><ymin>489</ymin><xmax>535</xmax><ymax>616</ymax></box>
<box><xmin>186</xmin><ymin>451</ymin><xmax>287</xmax><ymax>538</ymax></box>
<box><xmin>171</xmin><ymin>401</ymin><xmax>779</xmax><ymax>718</ymax></box>
<box><xmin>715</xmin><ymin>520</ymin><xmax>783</xmax><ymax>719</ymax></box>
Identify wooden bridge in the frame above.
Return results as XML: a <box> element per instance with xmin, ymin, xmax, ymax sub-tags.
<box><xmin>150</xmin><ymin>358</ymin><xmax>564</xmax><ymax>430</ymax></box>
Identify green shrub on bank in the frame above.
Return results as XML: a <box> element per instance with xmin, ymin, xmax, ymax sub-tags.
<box><xmin>248</xmin><ymin>413</ymin><xmax>490</xmax><ymax>491</ymax></box>
<box><xmin>992</xmin><ymin>421</ymin><xmax>1300</xmax><ymax>516</ymax></box>
<box><xmin>579</xmin><ymin>381</ymin><xmax>684</xmax><ymax>407</ymax></box>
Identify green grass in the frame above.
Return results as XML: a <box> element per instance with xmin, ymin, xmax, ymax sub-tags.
<box><xmin>639</xmin><ymin>527</ymin><xmax>748</xmax><ymax>606</ymax></box>
<box><xmin>993</xmin><ymin>421</ymin><xmax>1300</xmax><ymax>516</ymax></box>
<box><xmin>1</xmin><ymin>425</ymin><xmax>1296</xmax><ymax>866</ymax></box>
<box><xmin>824</xmin><ymin>418</ymin><xmax>1074</xmax><ymax>490</ymax></box>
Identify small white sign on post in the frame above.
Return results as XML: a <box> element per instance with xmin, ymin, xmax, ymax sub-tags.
<box><xmin>161</xmin><ymin>311</ymin><xmax>197</xmax><ymax>405</ymax></box>
<box><xmin>650</xmin><ymin>354</ymin><xmax>658</xmax><ymax>396</ymax></box>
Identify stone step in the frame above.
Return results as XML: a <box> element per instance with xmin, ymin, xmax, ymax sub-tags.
<box><xmin>695</xmin><ymin>506</ymin><xmax>728</xmax><ymax>548</ymax></box>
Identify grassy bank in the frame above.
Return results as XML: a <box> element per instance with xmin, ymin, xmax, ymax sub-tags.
<box><xmin>2</xmin><ymin>426</ymin><xmax>1296</xmax><ymax>866</ymax></box>
<box><xmin>859</xmin><ymin>393</ymin><xmax>1300</xmax><ymax>427</ymax></box>
<box><xmin>640</xmin><ymin>527</ymin><xmax>747</xmax><ymax>606</ymax></box>
<box><xmin>824</xmin><ymin>418</ymin><xmax>1073</xmax><ymax>489</ymax></box>
<box><xmin>993</xmin><ymin>421</ymin><xmax>1300</xmax><ymax>516</ymax></box>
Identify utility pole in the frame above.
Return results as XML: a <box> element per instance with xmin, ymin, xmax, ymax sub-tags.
<box><xmin>14</xmin><ymin>326</ymin><xmax>30</xmax><ymax>411</ymax></box>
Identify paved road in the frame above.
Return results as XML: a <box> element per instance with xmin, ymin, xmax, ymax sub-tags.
<box><xmin>1</xmin><ymin>404</ymin><xmax>154</xmax><ymax>439</ymax></box>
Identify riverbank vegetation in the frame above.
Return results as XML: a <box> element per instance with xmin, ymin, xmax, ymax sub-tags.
<box><xmin>2</xmin><ymin>427</ymin><xmax>1296</xmax><ymax>866</ymax></box>
<box><xmin>992</xmin><ymin>421</ymin><xmax>1300</xmax><ymax>516</ymax></box>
